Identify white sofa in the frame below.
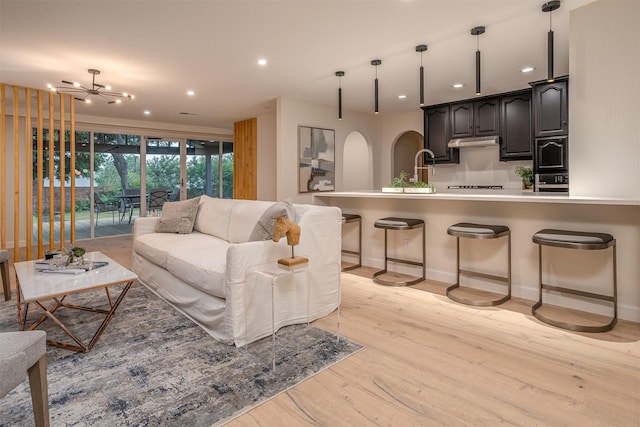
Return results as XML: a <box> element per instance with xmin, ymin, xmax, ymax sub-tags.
<box><xmin>132</xmin><ymin>195</ymin><xmax>342</xmax><ymax>347</ymax></box>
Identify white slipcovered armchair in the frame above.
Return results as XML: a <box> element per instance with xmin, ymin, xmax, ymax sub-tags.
<box><xmin>0</xmin><ymin>331</ymin><xmax>50</xmax><ymax>426</ymax></box>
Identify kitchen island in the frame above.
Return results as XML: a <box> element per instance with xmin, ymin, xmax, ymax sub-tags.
<box><xmin>314</xmin><ymin>190</ymin><xmax>640</xmax><ymax>323</ymax></box>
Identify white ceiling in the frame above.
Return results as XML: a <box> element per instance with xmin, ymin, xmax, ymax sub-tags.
<box><xmin>0</xmin><ymin>0</ymin><xmax>594</xmax><ymax>131</ymax></box>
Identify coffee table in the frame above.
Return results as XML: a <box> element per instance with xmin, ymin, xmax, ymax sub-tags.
<box><xmin>14</xmin><ymin>251</ymin><xmax>138</xmax><ymax>352</ymax></box>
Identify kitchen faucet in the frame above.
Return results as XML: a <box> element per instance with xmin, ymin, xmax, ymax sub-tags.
<box><xmin>413</xmin><ymin>148</ymin><xmax>436</xmax><ymax>183</ymax></box>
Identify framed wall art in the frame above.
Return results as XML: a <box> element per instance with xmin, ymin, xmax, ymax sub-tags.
<box><xmin>298</xmin><ymin>126</ymin><xmax>335</xmax><ymax>193</ymax></box>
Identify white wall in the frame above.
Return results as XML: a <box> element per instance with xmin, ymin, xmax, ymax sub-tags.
<box><xmin>379</xmin><ymin>110</ymin><xmax>423</xmax><ymax>189</ymax></box>
<box><xmin>342</xmin><ymin>132</ymin><xmax>372</xmax><ymax>191</ymax></box>
<box><xmin>257</xmin><ymin>110</ymin><xmax>277</xmax><ymax>201</ymax></box>
<box><xmin>276</xmin><ymin>97</ymin><xmax>381</xmax><ymax>203</ymax></box>
<box><xmin>569</xmin><ymin>0</ymin><xmax>640</xmax><ymax>199</ymax></box>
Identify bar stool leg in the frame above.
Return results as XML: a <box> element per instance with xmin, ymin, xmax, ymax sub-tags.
<box><xmin>358</xmin><ymin>218</ymin><xmax>362</xmax><ymax>268</ymax></box>
<box><xmin>341</xmin><ymin>217</ymin><xmax>362</xmax><ymax>272</ymax></box>
<box><xmin>446</xmin><ymin>230</ymin><xmax>511</xmax><ymax>307</ymax></box>
<box><xmin>532</xmin><ymin>241</ymin><xmax>617</xmax><ymax>332</ymax></box>
<box><xmin>372</xmin><ymin>218</ymin><xmax>425</xmax><ymax>286</ymax></box>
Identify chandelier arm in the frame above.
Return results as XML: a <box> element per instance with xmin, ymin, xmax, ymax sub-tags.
<box><xmin>55</xmin><ymin>87</ymin><xmax>87</xmax><ymax>93</ymax></box>
<box><xmin>100</xmin><ymin>92</ymin><xmax>127</xmax><ymax>98</ymax></box>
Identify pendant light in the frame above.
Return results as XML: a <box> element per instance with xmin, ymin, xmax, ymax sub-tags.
<box><xmin>371</xmin><ymin>59</ymin><xmax>382</xmax><ymax>114</ymax></box>
<box><xmin>542</xmin><ymin>0</ymin><xmax>561</xmax><ymax>83</ymax></box>
<box><xmin>416</xmin><ymin>44</ymin><xmax>428</xmax><ymax>106</ymax></box>
<box><xmin>471</xmin><ymin>26</ymin><xmax>485</xmax><ymax>96</ymax></box>
<box><xmin>335</xmin><ymin>71</ymin><xmax>345</xmax><ymax>120</ymax></box>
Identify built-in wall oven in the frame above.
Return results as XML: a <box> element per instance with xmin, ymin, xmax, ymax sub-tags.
<box><xmin>534</xmin><ymin>136</ymin><xmax>569</xmax><ymax>192</ymax></box>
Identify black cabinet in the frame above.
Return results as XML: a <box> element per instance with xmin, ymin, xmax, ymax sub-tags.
<box><xmin>474</xmin><ymin>98</ymin><xmax>500</xmax><ymax>136</ymax></box>
<box><xmin>500</xmin><ymin>91</ymin><xmax>533</xmax><ymax>161</ymax></box>
<box><xmin>450</xmin><ymin>98</ymin><xmax>500</xmax><ymax>139</ymax></box>
<box><xmin>424</xmin><ymin>105</ymin><xmax>458</xmax><ymax>164</ymax></box>
<box><xmin>450</xmin><ymin>102</ymin><xmax>473</xmax><ymax>138</ymax></box>
<box><xmin>532</xmin><ymin>79</ymin><xmax>568</xmax><ymax>137</ymax></box>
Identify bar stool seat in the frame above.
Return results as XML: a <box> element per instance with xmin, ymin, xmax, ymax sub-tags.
<box><xmin>373</xmin><ymin>217</ymin><xmax>425</xmax><ymax>286</ymax></box>
<box><xmin>446</xmin><ymin>222</ymin><xmax>511</xmax><ymax>306</ymax></box>
<box><xmin>532</xmin><ymin>229</ymin><xmax>617</xmax><ymax>332</ymax></box>
<box><xmin>1</xmin><ymin>249</ymin><xmax>10</xmax><ymax>301</ymax></box>
<box><xmin>341</xmin><ymin>214</ymin><xmax>362</xmax><ymax>272</ymax></box>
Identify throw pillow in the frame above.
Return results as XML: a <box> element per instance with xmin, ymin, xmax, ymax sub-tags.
<box><xmin>248</xmin><ymin>199</ymin><xmax>295</xmax><ymax>241</ymax></box>
<box><xmin>156</xmin><ymin>197</ymin><xmax>201</xmax><ymax>234</ymax></box>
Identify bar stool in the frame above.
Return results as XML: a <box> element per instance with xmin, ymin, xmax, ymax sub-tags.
<box><xmin>532</xmin><ymin>229</ymin><xmax>617</xmax><ymax>332</ymax></box>
<box><xmin>1</xmin><ymin>249</ymin><xmax>10</xmax><ymax>301</ymax></box>
<box><xmin>446</xmin><ymin>223</ymin><xmax>511</xmax><ymax>306</ymax></box>
<box><xmin>373</xmin><ymin>217</ymin><xmax>425</xmax><ymax>286</ymax></box>
<box><xmin>341</xmin><ymin>213</ymin><xmax>362</xmax><ymax>272</ymax></box>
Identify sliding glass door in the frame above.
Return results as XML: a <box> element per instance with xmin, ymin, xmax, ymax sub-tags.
<box><xmin>31</xmin><ymin>130</ymin><xmax>233</xmax><ymax>243</ymax></box>
<box><xmin>187</xmin><ymin>139</ymin><xmax>234</xmax><ymax>199</ymax></box>
<box><xmin>145</xmin><ymin>138</ymin><xmax>182</xmax><ymax>214</ymax></box>
<box><xmin>92</xmin><ymin>132</ymin><xmax>141</xmax><ymax>236</ymax></box>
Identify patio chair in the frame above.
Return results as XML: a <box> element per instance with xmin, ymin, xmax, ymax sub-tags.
<box><xmin>122</xmin><ymin>189</ymin><xmax>142</xmax><ymax>223</ymax></box>
<box><xmin>148</xmin><ymin>188</ymin><xmax>169</xmax><ymax>215</ymax></box>
<box><xmin>94</xmin><ymin>194</ymin><xmax>120</xmax><ymax>225</ymax></box>
<box><xmin>0</xmin><ymin>331</ymin><xmax>50</xmax><ymax>427</ymax></box>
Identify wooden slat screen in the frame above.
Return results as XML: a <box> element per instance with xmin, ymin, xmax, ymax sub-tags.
<box><xmin>0</xmin><ymin>83</ymin><xmax>5</xmax><ymax>249</ymax></box>
<box><xmin>0</xmin><ymin>83</ymin><xmax>74</xmax><ymax>260</ymax></box>
<box><xmin>233</xmin><ymin>117</ymin><xmax>257</xmax><ymax>200</ymax></box>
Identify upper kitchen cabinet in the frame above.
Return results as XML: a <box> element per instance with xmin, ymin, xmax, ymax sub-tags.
<box><xmin>424</xmin><ymin>105</ymin><xmax>459</xmax><ymax>164</ymax></box>
<box><xmin>532</xmin><ymin>77</ymin><xmax>568</xmax><ymax>137</ymax></box>
<box><xmin>450</xmin><ymin>102</ymin><xmax>473</xmax><ymax>138</ymax></box>
<box><xmin>474</xmin><ymin>98</ymin><xmax>500</xmax><ymax>136</ymax></box>
<box><xmin>450</xmin><ymin>98</ymin><xmax>500</xmax><ymax>139</ymax></box>
<box><xmin>500</xmin><ymin>90</ymin><xmax>533</xmax><ymax>161</ymax></box>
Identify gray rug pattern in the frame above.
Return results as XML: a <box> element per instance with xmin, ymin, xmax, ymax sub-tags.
<box><xmin>0</xmin><ymin>284</ymin><xmax>362</xmax><ymax>426</ymax></box>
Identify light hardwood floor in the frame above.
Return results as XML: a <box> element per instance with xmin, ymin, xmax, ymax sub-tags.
<box><xmin>5</xmin><ymin>236</ymin><xmax>639</xmax><ymax>426</ymax></box>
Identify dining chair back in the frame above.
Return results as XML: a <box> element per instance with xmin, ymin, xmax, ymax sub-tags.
<box><xmin>148</xmin><ymin>188</ymin><xmax>169</xmax><ymax>214</ymax></box>
<box><xmin>94</xmin><ymin>193</ymin><xmax>120</xmax><ymax>225</ymax></box>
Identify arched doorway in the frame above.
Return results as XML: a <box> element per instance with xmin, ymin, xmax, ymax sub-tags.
<box><xmin>392</xmin><ymin>131</ymin><xmax>424</xmax><ymax>182</ymax></box>
<box><xmin>342</xmin><ymin>131</ymin><xmax>372</xmax><ymax>191</ymax></box>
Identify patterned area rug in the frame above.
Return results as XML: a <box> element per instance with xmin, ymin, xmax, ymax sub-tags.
<box><xmin>0</xmin><ymin>284</ymin><xmax>362</xmax><ymax>426</ymax></box>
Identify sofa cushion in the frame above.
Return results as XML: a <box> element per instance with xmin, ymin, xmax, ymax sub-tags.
<box><xmin>248</xmin><ymin>199</ymin><xmax>296</xmax><ymax>241</ymax></box>
<box><xmin>166</xmin><ymin>241</ymin><xmax>230</xmax><ymax>298</ymax></box>
<box><xmin>228</xmin><ymin>200</ymin><xmax>275</xmax><ymax>243</ymax></box>
<box><xmin>134</xmin><ymin>232</ymin><xmax>217</xmax><ymax>269</ymax></box>
<box><xmin>156</xmin><ymin>197</ymin><xmax>201</xmax><ymax>234</ymax></box>
<box><xmin>193</xmin><ymin>195</ymin><xmax>236</xmax><ymax>241</ymax></box>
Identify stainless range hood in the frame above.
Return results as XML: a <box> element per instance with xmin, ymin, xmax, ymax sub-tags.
<box><xmin>447</xmin><ymin>135</ymin><xmax>499</xmax><ymax>148</ymax></box>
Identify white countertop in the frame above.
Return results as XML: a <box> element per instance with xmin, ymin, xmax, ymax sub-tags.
<box><xmin>313</xmin><ymin>190</ymin><xmax>640</xmax><ymax>206</ymax></box>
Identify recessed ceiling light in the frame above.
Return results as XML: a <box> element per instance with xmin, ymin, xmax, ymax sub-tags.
<box><xmin>257</xmin><ymin>58</ymin><xmax>267</xmax><ymax>66</ymax></box>
<box><xmin>144</xmin><ymin>110</ymin><xmax>150</xmax><ymax>115</ymax></box>
<box><xmin>398</xmin><ymin>94</ymin><xmax>407</xmax><ymax>99</ymax></box>
<box><xmin>187</xmin><ymin>90</ymin><xmax>195</xmax><ymax>96</ymax></box>
<box><xmin>521</xmin><ymin>67</ymin><xmax>535</xmax><ymax>73</ymax></box>
<box><xmin>452</xmin><ymin>83</ymin><xmax>464</xmax><ymax>88</ymax></box>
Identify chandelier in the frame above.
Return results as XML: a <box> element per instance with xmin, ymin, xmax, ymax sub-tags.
<box><xmin>48</xmin><ymin>69</ymin><xmax>134</xmax><ymax>104</ymax></box>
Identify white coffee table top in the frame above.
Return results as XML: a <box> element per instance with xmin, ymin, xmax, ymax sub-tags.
<box><xmin>14</xmin><ymin>251</ymin><xmax>138</xmax><ymax>302</ymax></box>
